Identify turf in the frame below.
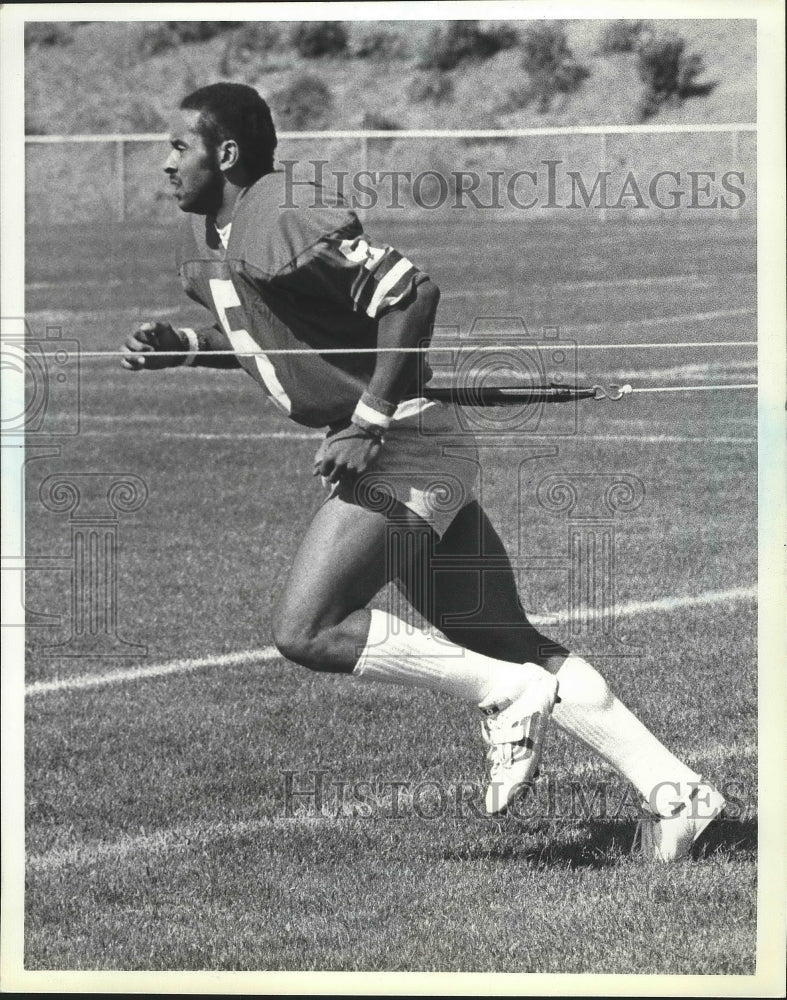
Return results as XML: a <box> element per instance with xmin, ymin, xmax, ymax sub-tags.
<box><xmin>21</xmin><ymin>215</ymin><xmax>757</xmax><ymax>975</ymax></box>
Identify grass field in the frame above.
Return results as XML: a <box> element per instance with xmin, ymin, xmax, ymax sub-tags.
<box><xmin>19</xmin><ymin>214</ymin><xmax>758</xmax><ymax>976</ymax></box>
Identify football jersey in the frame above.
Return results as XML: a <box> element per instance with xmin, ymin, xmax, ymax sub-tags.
<box><xmin>178</xmin><ymin>171</ymin><xmax>431</xmax><ymax>427</ymax></box>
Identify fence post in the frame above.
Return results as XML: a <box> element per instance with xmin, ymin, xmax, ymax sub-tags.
<box><xmin>359</xmin><ymin>133</ymin><xmax>370</xmax><ymax>222</ymax></box>
<box><xmin>114</xmin><ymin>138</ymin><xmax>125</xmax><ymax>222</ymax></box>
<box><xmin>598</xmin><ymin>131</ymin><xmax>607</xmax><ymax>224</ymax></box>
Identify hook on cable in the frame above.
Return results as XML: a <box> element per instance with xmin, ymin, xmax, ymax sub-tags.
<box><xmin>592</xmin><ymin>383</ymin><xmax>633</xmax><ymax>401</ymax></box>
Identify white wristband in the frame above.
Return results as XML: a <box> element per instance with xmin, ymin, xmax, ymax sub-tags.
<box><xmin>178</xmin><ymin>327</ymin><xmax>200</xmax><ymax>367</ymax></box>
<box><xmin>352</xmin><ymin>398</ymin><xmax>393</xmax><ymax>431</ymax></box>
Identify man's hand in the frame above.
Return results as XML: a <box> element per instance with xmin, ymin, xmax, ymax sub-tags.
<box><xmin>121</xmin><ymin>322</ymin><xmax>185</xmax><ymax>371</ymax></box>
<box><xmin>313</xmin><ymin>425</ymin><xmax>382</xmax><ymax>484</ymax></box>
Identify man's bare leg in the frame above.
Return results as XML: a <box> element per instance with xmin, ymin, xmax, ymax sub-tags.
<box><xmin>271</xmin><ymin>494</ymin><xmax>556</xmax><ymax>707</ymax></box>
<box><xmin>397</xmin><ymin>501</ymin><xmax>722</xmax><ymax>843</ymax></box>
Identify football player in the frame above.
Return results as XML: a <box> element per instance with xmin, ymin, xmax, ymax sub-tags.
<box><xmin>122</xmin><ymin>83</ymin><xmax>724</xmax><ymax>859</ymax></box>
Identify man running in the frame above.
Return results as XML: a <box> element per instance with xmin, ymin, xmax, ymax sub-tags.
<box><xmin>122</xmin><ymin>82</ymin><xmax>724</xmax><ymax>859</ymax></box>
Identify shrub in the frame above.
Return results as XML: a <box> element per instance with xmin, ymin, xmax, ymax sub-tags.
<box><xmin>636</xmin><ymin>32</ymin><xmax>708</xmax><ymax>119</ymax></box>
<box><xmin>25</xmin><ymin>22</ymin><xmax>76</xmax><ymax>48</ymax></box>
<box><xmin>290</xmin><ymin>21</ymin><xmax>348</xmax><ymax>58</ymax></box>
<box><xmin>218</xmin><ymin>22</ymin><xmax>282</xmax><ymax>75</ymax></box>
<box><xmin>518</xmin><ymin>22</ymin><xmax>590</xmax><ymax>112</ymax></box>
<box><xmin>270</xmin><ymin>75</ymin><xmax>333</xmax><ymax>129</ymax></box>
<box><xmin>138</xmin><ymin>21</ymin><xmax>239</xmax><ymax>57</ymax></box>
<box><xmin>354</xmin><ymin>27</ymin><xmax>405</xmax><ymax>60</ymax></box>
<box><xmin>482</xmin><ymin>23</ymin><xmax>521</xmax><ymax>55</ymax></box>
<box><xmin>360</xmin><ymin>112</ymin><xmax>400</xmax><ymax>130</ymax></box>
<box><xmin>418</xmin><ymin>20</ymin><xmax>518</xmax><ymax>71</ymax></box>
<box><xmin>597</xmin><ymin>20</ymin><xmax>650</xmax><ymax>54</ymax></box>
<box><xmin>116</xmin><ymin>98</ymin><xmax>168</xmax><ymax>132</ymax></box>
<box><xmin>406</xmin><ymin>72</ymin><xmax>454</xmax><ymax>105</ymax></box>
<box><xmin>71</xmin><ymin>96</ymin><xmax>168</xmax><ymax>133</ymax></box>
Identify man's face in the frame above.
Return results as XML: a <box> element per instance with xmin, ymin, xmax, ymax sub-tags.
<box><xmin>164</xmin><ymin>108</ymin><xmax>223</xmax><ymax>216</ymax></box>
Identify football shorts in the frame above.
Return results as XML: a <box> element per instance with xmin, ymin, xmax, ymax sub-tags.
<box><xmin>327</xmin><ymin>399</ymin><xmax>479</xmax><ymax>537</ymax></box>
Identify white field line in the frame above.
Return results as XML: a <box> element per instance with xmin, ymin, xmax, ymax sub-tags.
<box><xmin>24</xmin><ymin>306</ymin><xmax>180</xmax><ymax>322</ymax></box>
<box><xmin>566</xmin><ymin>739</ymin><xmax>757</xmax><ymax>782</ymax></box>
<box><xmin>25</xmin><ymin>270</ymin><xmax>755</xmax><ymax>294</ymax></box>
<box><xmin>566</xmin><ymin>307</ymin><xmax>754</xmax><ymax>333</ymax></box>
<box><xmin>587</xmin><ymin>361</ymin><xmax>756</xmax><ymax>381</ymax></box>
<box><xmin>438</xmin><ymin>273</ymin><xmax>755</xmax><ymax>295</ymax></box>
<box><xmin>582</xmin><ymin>434</ymin><xmax>755</xmax><ymax>444</ymax></box>
<box><xmin>26</xmin><ymin>817</ymin><xmax>317</xmax><ymax>875</ymax></box>
<box><xmin>25</xmin><ymin>275</ymin><xmax>175</xmax><ymax>292</ymax></box>
<box><xmin>27</xmin><ymin>761</ymin><xmax>757</xmax><ymax>876</ymax></box>
<box><xmin>26</xmin><ymin>648</ymin><xmax>281</xmax><ymax>697</ymax></box>
<box><xmin>27</xmin><ymin>742</ymin><xmax>758</xmax><ymax>876</ymax></box>
<box><xmin>69</xmin><ymin>429</ymin><xmax>756</xmax><ymax>443</ymax></box>
<box><xmin>26</xmin><ymin>585</ymin><xmax>756</xmax><ymax>699</ymax></box>
<box><xmin>490</xmin><ymin>360</ymin><xmax>756</xmax><ymax>382</ymax></box>
<box><xmin>23</xmin><ymin>305</ymin><xmax>755</xmax><ymax>330</ymax></box>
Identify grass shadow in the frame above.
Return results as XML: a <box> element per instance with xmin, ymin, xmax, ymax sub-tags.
<box><xmin>526</xmin><ymin>819</ymin><xmax>640</xmax><ymax>869</ymax></box>
<box><xmin>697</xmin><ymin>814</ymin><xmax>757</xmax><ymax>857</ymax></box>
<box><xmin>518</xmin><ymin>813</ymin><xmax>757</xmax><ymax>870</ymax></box>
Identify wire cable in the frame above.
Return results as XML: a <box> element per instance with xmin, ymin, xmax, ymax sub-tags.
<box><xmin>26</xmin><ymin>340</ymin><xmax>756</xmax><ymax>359</ymax></box>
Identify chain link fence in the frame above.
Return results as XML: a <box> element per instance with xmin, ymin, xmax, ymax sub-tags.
<box><xmin>25</xmin><ymin>125</ymin><xmax>756</xmax><ymax>226</ymax></box>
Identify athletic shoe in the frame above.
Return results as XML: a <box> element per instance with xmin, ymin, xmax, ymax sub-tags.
<box><xmin>632</xmin><ymin>778</ymin><xmax>726</xmax><ymax>862</ymax></box>
<box><xmin>480</xmin><ymin>673</ymin><xmax>560</xmax><ymax>816</ymax></box>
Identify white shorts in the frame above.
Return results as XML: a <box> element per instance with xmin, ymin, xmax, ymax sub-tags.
<box><xmin>326</xmin><ymin>399</ymin><xmax>479</xmax><ymax>538</ymax></box>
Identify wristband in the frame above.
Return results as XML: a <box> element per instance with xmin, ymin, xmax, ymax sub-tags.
<box><xmin>351</xmin><ymin>391</ymin><xmax>397</xmax><ymax>435</ymax></box>
<box><xmin>177</xmin><ymin>327</ymin><xmax>200</xmax><ymax>367</ymax></box>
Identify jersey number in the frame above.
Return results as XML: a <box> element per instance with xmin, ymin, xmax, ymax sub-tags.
<box><xmin>209</xmin><ymin>278</ymin><xmax>291</xmax><ymax>414</ymax></box>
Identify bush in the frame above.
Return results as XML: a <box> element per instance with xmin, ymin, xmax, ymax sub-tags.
<box><xmin>218</xmin><ymin>22</ymin><xmax>282</xmax><ymax>75</ymax></box>
<box><xmin>518</xmin><ymin>22</ymin><xmax>590</xmax><ymax>112</ymax></box>
<box><xmin>482</xmin><ymin>23</ymin><xmax>521</xmax><ymax>55</ymax></box>
<box><xmin>636</xmin><ymin>32</ymin><xmax>708</xmax><ymax>119</ymax></box>
<box><xmin>270</xmin><ymin>75</ymin><xmax>333</xmax><ymax>129</ymax></box>
<box><xmin>238</xmin><ymin>21</ymin><xmax>282</xmax><ymax>54</ymax></box>
<box><xmin>25</xmin><ymin>22</ymin><xmax>76</xmax><ymax>48</ymax></box>
<box><xmin>116</xmin><ymin>98</ymin><xmax>169</xmax><ymax>132</ymax></box>
<box><xmin>406</xmin><ymin>72</ymin><xmax>454</xmax><ymax>105</ymax></box>
<box><xmin>597</xmin><ymin>20</ymin><xmax>650</xmax><ymax>54</ymax></box>
<box><xmin>360</xmin><ymin>112</ymin><xmax>400</xmax><ymax>130</ymax></box>
<box><xmin>290</xmin><ymin>21</ymin><xmax>348</xmax><ymax>58</ymax></box>
<box><xmin>139</xmin><ymin>21</ymin><xmax>239</xmax><ymax>57</ymax></box>
<box><xmin>418</xmin><ymin>21</ymin><xmax>519</xmax><ymax>71</ymax></box>
<box><xmin>354</xmin><ymin>27</ymin><xmax>406</xmax><ymax>60</ymax></box>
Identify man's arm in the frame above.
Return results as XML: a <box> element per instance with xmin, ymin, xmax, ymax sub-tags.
<box><xmin>365</xmin><ymin>278</ymin><xmax>440</xmax><ymax>405</ymax></box>
<box><xmin>121</xmin><ymin>321</ymin><xmax>242</xmax><ymax>370</ymax></box>
<box><xmin>313</xmin><ymin>278</ymin><xmax>440</xmax><ymax>484</ymax></box>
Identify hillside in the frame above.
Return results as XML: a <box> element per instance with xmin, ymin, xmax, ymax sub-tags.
<box><xmin>25</xmin><ymin>18</ymin><xmax>756</xmax><ymax>135</ymax></box>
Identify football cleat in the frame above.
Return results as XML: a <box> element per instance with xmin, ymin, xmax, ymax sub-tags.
<box><xmin>632</xmin><ymin>778</ymin><xmax>726</xmax><ymax>862</ymax></box>
<box><xmin>480</xmin><ymin>672</ymin><xmax>559</xmax><ymax>816</ymax></box>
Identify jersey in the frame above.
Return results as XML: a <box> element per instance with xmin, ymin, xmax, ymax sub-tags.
<box><xmin>177</xmin><ymin>171</ymin><xmax>431</xmax><ymax>428</ymax></box>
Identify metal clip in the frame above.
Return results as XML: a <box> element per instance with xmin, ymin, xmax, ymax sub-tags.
<box><xmin>592</xmin><ymin>383</ymin><xmax>633</xmax><ymax>401</ymax></box>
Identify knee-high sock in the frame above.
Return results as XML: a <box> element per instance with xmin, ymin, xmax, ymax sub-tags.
<box><xmin>353</xmin><ymin>609</ymin><xmax>549</xmax><ymax>706</ymax></box>
<box><xmin>552</xmin><ymin>654</ymin><xmax>700</xmax><ymax>805</ymax></box>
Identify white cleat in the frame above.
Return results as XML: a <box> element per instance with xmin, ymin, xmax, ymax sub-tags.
<box><xmin>480</xmin><ymin>672</ymin><xmax>560</xmax><ymax>816</ymax></box>
<box><xmin>632</xmin><ymin>779</ymin><xmax>726</xmax><ymax>862</ymax></box>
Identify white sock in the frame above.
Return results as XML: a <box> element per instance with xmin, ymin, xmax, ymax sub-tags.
<box><xmin>353</xmin><ymin>609</ymin><xmax>549</xmax><ymax>706</ymax></box>
<box><xmin>552</xmin><ymin>654</ymin><xmax>701</xmax><ymax>809</ymax></box>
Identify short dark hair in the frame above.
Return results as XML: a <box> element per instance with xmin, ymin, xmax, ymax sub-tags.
<box><xmin>181</xmin><ymin>82</ymin><xmax>277</xmax><ymax>181</ymax></box>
